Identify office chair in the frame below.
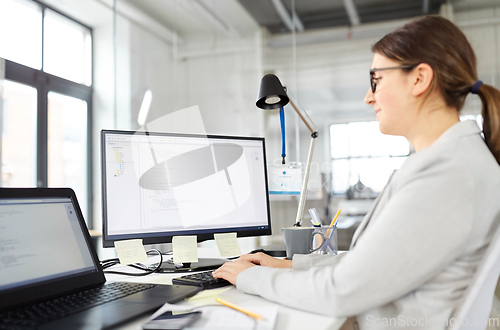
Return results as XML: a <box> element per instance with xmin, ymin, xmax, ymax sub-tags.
<box><xmin>449</xmin><ymin>214</ymin><xmax>500</xmax><ymax>330</ymax></box>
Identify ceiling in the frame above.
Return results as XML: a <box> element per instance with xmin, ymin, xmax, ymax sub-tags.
<box><xmin>117</xmin><ymin>0</ymin><xmax>500</xmax><ymax>124</ymax></box>
<box><xmin>237</xmin><ymin>0</ymin><xmax>446</xmax><ymax>34</ymax></box>
<box><xmin>120</xmin><ymin>0</ymin><xmax>500</xmax><ymax>39</ymax></box>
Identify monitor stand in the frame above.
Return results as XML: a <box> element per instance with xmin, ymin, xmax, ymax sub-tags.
<box><xmin>155</xmin><ymin>258</ymin><xmax>229</xmax><ymax>273</ymax></box>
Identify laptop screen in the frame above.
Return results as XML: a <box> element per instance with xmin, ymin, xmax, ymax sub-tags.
<box><xmin>0</xmin><ymin>197</ymin><xmax>97</xmax><ymax>291</ymax></box>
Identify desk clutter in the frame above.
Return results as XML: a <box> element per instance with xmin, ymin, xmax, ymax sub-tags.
<box><xmin>146</xmin><ymin>287</ymin><xmax>278</xmax><ymax>330</ymax></box>
<box><xmin>0</xmin><ymin>188</ymin><xmax>202</xmax><ymax>330</ymax></box>
<box><xmin>114</xmin><ymin>233</ymin><xmax>242</xmax><ymax>266</ymax></box>
<box><xmin>107</xmin><ymin>233</ymin><xmax>242</xmax><ymax>275</ymax></box>
<box><xmin>0</xmin><ymin>187</ymin><xmax>345</xmax><ymax>330</ymax></box>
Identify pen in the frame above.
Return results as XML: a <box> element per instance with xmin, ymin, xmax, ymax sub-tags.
<box><xmin>319</xmin><ymin>207</ymin><xmax>341</xmax><ymax>253</ymax></box>
<box><xmin>215</xmin><ymin>297</ymin><xmax>262</xmax><ymax>320</ymax></box>
<box><xmin>320</xmin><ymin>222</ymin><xmax>337</xmax><ymax>253</ymax></box>
<box><xmin>325</xmin><ymin>207</ymin><xmax>342</xmax><ymax>238</ymax></box>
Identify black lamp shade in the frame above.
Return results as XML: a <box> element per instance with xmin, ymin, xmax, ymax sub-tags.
<box><xmin>256</xmin><ymin>74</ymin><xmax>289</xmax><ymax>109</ymax></box>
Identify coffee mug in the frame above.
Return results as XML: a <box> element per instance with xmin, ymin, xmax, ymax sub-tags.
<box><xmin>282</xmin><ymin>227</ymin><xmax>326</xmax><ymax>259</ymax></box>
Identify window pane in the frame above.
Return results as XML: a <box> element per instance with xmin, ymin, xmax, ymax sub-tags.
<box><xmin>330</xmin><ymin>121</ymin><xmax>409</xmax><ymax>195</ymax></box>
<box><xmin>44</xmin><ymin>9</ymin><xmax>92</xmax><ymax>85</ymax></box>
<box><xmin>1</xmin><ymin>80</ymin><xmax>37</xmax><ymax>187</ymax></box>
<box><xmin>0</xmin><ymin>0</ymin><xmax>42</xmax><ymax>69</ymax></box>
<box><xmin>373</xmin><ymin>129</ymin><xmax>410</xmax><ymax>156</ymax></box>
<box><xmin>349</xmin><ymin>157</ymin><xmax>407</xmax><ymax>193</ymax></box>
<box><xmin>332</xmin><ymin>159</ymin><xmax>350</xmax><ymax>194</ymax></box>
<box><xmin>331</xmin><ymin>121</ymin><xmax>409</xmax><ymax>159</ymax></box>
<box><xmin>348</xmin><ymin>122</ymin><xmax>372</xmax><ymax>157</ymax></box>
<box><xmin>48</xmin><ymin>92</ymin><xmax>88</xmax><ymax>219</ymax></box>
<box><xmin>331</xmin><ymin>157</ymin><xmax>406</xmax><ymax>195</ymax></box>
<box><xmin>330</xmin><ymin>124</ymin><xmax>349</xmax><ymax>159</ymax></box>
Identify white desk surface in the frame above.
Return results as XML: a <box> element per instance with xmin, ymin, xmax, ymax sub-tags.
<box><xmin>105</xmin><ymin>247</ymin><xmax>346</xmax><ymax>330</ymax></box>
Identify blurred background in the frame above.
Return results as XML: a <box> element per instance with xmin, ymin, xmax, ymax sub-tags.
<box><xmin>0</xmin><ymin>0</ymin><xmax>495</xmax><ymax>249</ymax></box>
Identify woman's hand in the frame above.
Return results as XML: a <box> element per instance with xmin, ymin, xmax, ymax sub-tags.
<box><xmin>212</xmin><ymin>253</ymin><xmax>292</xmax><ymax>285</ymax></box>
<box><xmin>212</xmin><ymin>260</ymin><xmax>255</xmax><ymax>285</ymax></box>
<box><xmin>238</xmin><ymin>252</ymin><xmax>293</xmax><ymax>268</ymax></box>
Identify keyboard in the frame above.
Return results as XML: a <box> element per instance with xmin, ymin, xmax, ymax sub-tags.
<box><xmin>172</xmin><ymin>270</ymin><xmax>232</xmax><ymax>290</ymax></box>
<box><xmin>0</xmin><ymin>282</ymin><xmax>157</xmax><ymax>328</ymax></box>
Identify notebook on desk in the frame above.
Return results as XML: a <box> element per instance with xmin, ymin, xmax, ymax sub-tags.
<box><xmin>0</xmin><ymin>188</ymin><xmax>201</xmax><ymax>329</ymax></box>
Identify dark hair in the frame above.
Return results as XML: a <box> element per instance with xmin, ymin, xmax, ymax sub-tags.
<box><xmin>372</xmin><ymin>15</ymin><xmax>500</xmax><ymax>164</ymax></box>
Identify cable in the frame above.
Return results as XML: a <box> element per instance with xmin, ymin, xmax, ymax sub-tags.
<box><xmin>101</xmin><ymin>249</ymin><xmax>163</xmax><ymax>276</ymax></box>
<box><xmin>280</xmin><ymin>106</ymin><xmax>286</xmax><ymax>164</ymax></box>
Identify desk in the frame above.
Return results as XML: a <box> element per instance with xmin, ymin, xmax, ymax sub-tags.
<box><xmin>105</xmin><ymin>248</ymin><xmax>346</xmax><ymax>330</ymax></box>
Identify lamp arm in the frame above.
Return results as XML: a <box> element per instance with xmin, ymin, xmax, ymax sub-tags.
<box><xmin>294</xmin><ymin>135</ymin><xmax>317</xmax><ymax>226</ymax></box>
<box><xmin>288</xmin><ymin>99</ymin><xmax>316</xmax><ymax>135</ymax></box>
<box><xmin>287</xmin><ymin>92</ymin><xmax>317</xmax><ymax>136</ymax></box>
<box><xmin>287</xmin><ymin>97</ymin><xmax>318</xmax><ymax>227</ymax></box>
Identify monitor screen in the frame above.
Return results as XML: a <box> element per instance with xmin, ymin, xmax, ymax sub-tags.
<box><xmin>0</xmin><ymin>196</ymin><xmax>97</xmax><ymax>292</ymax></box>
<box><xmin>101</xmin><ymin>130</ymin><xmax>272</xmax><ymax>247</ymax></box>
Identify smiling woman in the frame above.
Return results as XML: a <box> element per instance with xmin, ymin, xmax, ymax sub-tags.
<box><xmin>213</xmin><ymin>15</ymin><xmax>500</xmax><ymax>330</ymax></box>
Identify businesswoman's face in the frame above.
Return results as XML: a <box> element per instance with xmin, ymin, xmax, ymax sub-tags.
<box><xmin>364</xmin><ymin>53</ymin><xmax>415</xmax><ymax>137</ymax></box>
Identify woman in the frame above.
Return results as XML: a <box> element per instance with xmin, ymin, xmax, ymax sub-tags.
<box><xmin>213</xmin><ymin>15</ymin><xmax>500</xmax><ymax>329</ymax></box>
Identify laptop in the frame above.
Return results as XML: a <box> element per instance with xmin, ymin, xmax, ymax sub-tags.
<box><xmin>0</xmin><ymin>188</ymin><xmax>201</xmax><ymax>329</ymax></box>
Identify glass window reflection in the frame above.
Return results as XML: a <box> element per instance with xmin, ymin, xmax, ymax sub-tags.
<box><xmin>330</xmin><ymin>121</ymin><xmax>410</xmax><ymax>195</ymax></box>
<box><xmin>1</xmin><ymin>80</ymin><xmax>37</xmax><ymax>187</ymax></box>
<box><xmin>44</xmin><ymin>9</ymin><xmax>92</xmax><ymax>85</ymax></box>
<box><xmin>0</xmin><ymin>0</ymin><xmax>42</xmax><ymax>69</ymax></box>
<box><xmin>48</xmin><ymin>92</ymin><xmax>88</xmax><ymax>218</ymax></box>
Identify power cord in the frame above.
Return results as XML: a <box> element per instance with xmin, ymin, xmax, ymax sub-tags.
<box><xmin>101</xmin><ymin>249</ymin><xmax>163</xmax><ymax>276</ymax></box>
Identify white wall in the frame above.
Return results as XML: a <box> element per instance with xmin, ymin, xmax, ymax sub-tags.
<box><xmin>261</xmin><ymin>4</ymin><xmax>500</xmax><ymax>242</ymax></box>
<box><xmin>42</xmin><ymin>0</ymin><xmax>264</xmax><ymax>238</ymax></box>
<box><xmin>174</xmin><ymin>33</ymin><xmax>264</xmax><ymax>136</ymax></box>
<box><xmin>38</xmin><ymin>0</ymin><xmax>500</xmax><ymax>247</ymax></box>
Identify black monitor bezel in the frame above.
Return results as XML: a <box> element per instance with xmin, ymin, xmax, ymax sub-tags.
<box><xmin>101</xmin><ymin>129</ymin><xmax>272</xmax><ymax>248</ymax></box>
<box><xmin>0</xmin><ymin>188</ymin><xmax>105</xmax><ymax>311</ymax></box>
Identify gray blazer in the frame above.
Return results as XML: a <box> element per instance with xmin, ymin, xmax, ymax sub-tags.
<box><xmin>237</xmin><ymin>121</ymin><xmax>500</xmax><ymax>329</ymax></box>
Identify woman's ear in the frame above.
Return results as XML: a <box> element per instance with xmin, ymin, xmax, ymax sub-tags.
<box><xmin>411</xmin><ymin>63</ymin><xmax>434</xmax><ymax>96</ymax></box>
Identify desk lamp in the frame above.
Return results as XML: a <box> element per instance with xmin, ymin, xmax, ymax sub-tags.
<box><xmin>256</xmin><ymin>74</ymin><xmax>318</xmax><ymax>227</ymax></box>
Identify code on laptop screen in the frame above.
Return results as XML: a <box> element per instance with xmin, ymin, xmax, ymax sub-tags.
<box><xmin>0</xmin><ymin>198</ymin><xmax>96</xmax><ymax>291</ymax></box>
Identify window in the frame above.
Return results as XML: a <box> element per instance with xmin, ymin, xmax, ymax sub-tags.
<box><xmin>1</xmin><ymin>80</ymin><xmax>37</xmax><ymax>187</ymax></box>
<box><xmin>0</xmin><ymin>0</ymin><xmax>42</xmax><ymax>69</ymax></box>
<box><xmin>44</xmin><ymin>9</ymin><xmax>92</xmax><ymax>85</ymax></box>
<box><xmin>0</xmin><ymin>0</ymin><xmax>92</xmax><ymax>222</ymax></box>
<box><xmin>330</xmin><ymin>121</ymin><xmax>409</xmax><ymax>195</ymax></box>
<box><xmin>47</xmin><ymin>92</ymin><xmax>88</xmax><ymax>213</ymax></box>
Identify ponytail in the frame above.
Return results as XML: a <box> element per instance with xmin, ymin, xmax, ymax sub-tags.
<box><xmin>477</xmin><ymin>84</ymin><xmax>500</xmax><ymax>164</ymax></box>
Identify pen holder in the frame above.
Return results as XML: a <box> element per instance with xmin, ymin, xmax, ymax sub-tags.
<box><xmin>312</xmin><ymin>226</ymin><xmax>338</xmax><ymax>255</ymax></box>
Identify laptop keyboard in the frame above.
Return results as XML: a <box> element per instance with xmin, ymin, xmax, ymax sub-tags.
<box><xmin>172</xmin><ymin>270</ymin><xmax>232</xmax><ymax>290</ymax></box>
<box><xmin>0</xmin><ymin>282</ymin><xmax>157</xmax><ymax>328</ymax></box>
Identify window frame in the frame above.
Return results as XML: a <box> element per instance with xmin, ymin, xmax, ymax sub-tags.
<box><xmin>329</xmin><ymin>121</ymin><xmax>410</xmax><ymax>196</ymax></box>
<box><xmin>3</xmin><ymin>0</ymin><xmax>93</xmax><ymax>226</ymax></box>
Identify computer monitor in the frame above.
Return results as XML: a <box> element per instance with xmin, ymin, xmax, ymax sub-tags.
<box><xmin>101</xmin><ymin>129</ymin><xmax>272</xmax><ymax>271</ymax></box>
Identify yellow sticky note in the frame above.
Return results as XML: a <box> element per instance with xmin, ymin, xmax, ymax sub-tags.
<box><xmin>172</xmin><ymin>236</ymin><xmax>198</xmax><ymax>263</ymax></box>
<box><xmin>114</xmin><ymin>239</ymin><xmax>149</xmax><ymax>265</ymax></box>
<box><xmin>214</xmin><ymin>233</ymin><xmax>241</xmax><ymax>257</ymax></box>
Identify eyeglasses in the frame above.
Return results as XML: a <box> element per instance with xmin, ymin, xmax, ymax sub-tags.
<box><xmin>370</xmin><ymin>65</ymin><xmax>417</xmax><ymax>93</ymax></box>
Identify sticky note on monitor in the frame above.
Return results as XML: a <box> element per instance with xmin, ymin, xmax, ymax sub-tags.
<box><xmin>114</xmin><ymin>239</ymin><xmax>149</xmax><ymax>265</ymax></box>
<box><xmin>214</xmin><ymin>233</ymin><xmax>242</xmax><ymax>257</ymax></box>
<box><xmin>173</xmin><ymin>236</ymin><xmax>199</xmax><ymax>263</ymax></box>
